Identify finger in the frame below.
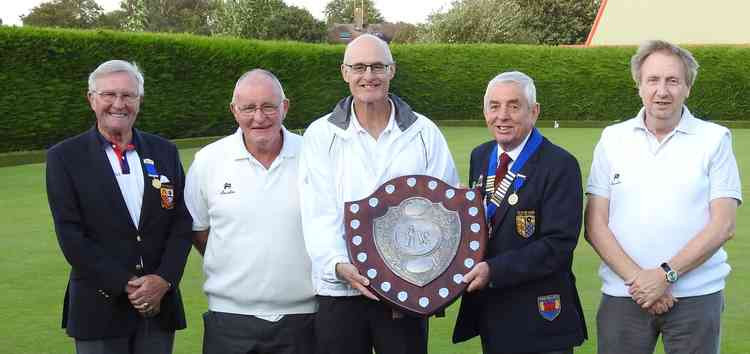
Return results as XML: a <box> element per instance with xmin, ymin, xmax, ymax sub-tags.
<box><xmin>356</xmin><ymin>275</ymin><xmax>370</xmax><ymax>287</ymax></box>
<box><xmin>128</xmin><ymin>277</ymin><xmax>145</xmax><ymax>286</ymax></box>
<box><xmin>466</xmin><ymin>278</ymin><xmax>482</xmax><ymax>293</ymax></box>
<box><xmin>642</xmin><ymin>299</ymin><xmax>654</xmax><ymax>309</ymax></box>
<box><xmin>462</xmin><ymin>268</ymin><xmax>478</xmax><ymax>284</ymax></box>
<box><xmin>353</xmin><ymin>283</ymin><xmax>379</xmax><ymax>301</ymax></box>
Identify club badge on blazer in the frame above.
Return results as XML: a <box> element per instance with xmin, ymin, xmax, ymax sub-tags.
<box><xmin>160</xmin><ymin>184</ymin><xmax>175</xmax><ymax>209</ymax></box>
<box><xmin>515</xmin><ymin>210</ymin><xmax>536</xmax><ymax>238</ymax></box>
<box><xmin>538</xmin><ymin>294</ymin><xmax>561</xmax><ymax>321</ymax></box>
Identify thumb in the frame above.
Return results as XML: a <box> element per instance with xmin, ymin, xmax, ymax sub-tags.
<box><xmin>128</xmin><ymin>277</ymin><xmax>145</xmax><ymax>286</ymax></box>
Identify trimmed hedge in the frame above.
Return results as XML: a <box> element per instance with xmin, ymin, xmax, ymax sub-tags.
<box><xmin>1</xmin><ymin>27</ymin><xmax>748</xmax><ymax>152</ymax></box>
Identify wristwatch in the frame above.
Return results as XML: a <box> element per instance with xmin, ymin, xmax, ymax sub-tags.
<box><xmin>660</xmin><ymin>262</ymin><xmax>679</xmax><ymax>283</ymax></box>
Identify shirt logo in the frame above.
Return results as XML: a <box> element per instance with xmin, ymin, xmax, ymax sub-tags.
<box><xmin>610</xmin><ymin>172</ymin><xmax>622</xmax><ymax>185</ymax></box>
<box><xmin>220</xmin><ymin>182</ymin><xmax>235</xmax><ymax>195</ymax></box>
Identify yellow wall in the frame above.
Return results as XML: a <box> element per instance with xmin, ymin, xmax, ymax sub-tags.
<box><xmin>589</xmin><ymin>0</ymin><xmax>750</xmax><ymax>45</ymax></box>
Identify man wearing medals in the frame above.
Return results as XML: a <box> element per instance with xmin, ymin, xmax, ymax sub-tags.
<box><xmin>45</xmin><ymin>60</ymin><xmax>193</xmax><ymax>353</ymax></box>
<box><xmin>452</xmin><ymin>71</ymin><xmax>587</xmax><ymax>353</ymax></box>
<box><xmin>585</xmin><ymin>40</ymin><xmax>741</xmax><ymax>354</ymax></box>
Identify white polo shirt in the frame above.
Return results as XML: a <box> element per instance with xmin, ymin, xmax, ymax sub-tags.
<box><xmin>185</xmin><ymin>127</ymin><xmax>316</xmax><ymax>316</ymax></box>
<box><xmin>587</xmin><ymin>107</ymin><xmax>742</xmax><ymax>297</ymax></box>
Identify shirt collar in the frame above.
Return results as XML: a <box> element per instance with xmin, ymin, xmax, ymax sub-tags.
<box><xmin>95</xmin><ymin>126</ymin><xmax>138</xmax><ymax>150</ymax></box>
<box><xmin>230</xmin><ymin>126</ymin><xmax>296</xmax><ymax>160</ymax></box>
<box><xmin>633</xmin><ymin>105</ymin><xmax>697</xmax><ymax>135</ymax></box>
<box><xmin>348</xmin><ymin>99</ymin><xmax>397</xmax><ymax>135</ymax></box>
<box><xmin>497</xmin><ymin>130</ymin><xmax>532</xmax><ymax>162</ymax></box>
<box><xmin>328</xmin><ymin>93</ymin><xmax>418</xmax><ymax>132</ymax></box>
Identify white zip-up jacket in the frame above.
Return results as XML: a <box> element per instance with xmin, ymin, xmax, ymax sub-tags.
<box><xmin>299</xmin><ymin>94</ymin><xmax>460</xmax><ymax>296</ymax></box>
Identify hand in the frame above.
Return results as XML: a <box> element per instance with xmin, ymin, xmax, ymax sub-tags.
<box><xmin>626</xmin><ymin>268</ymin><xmax>669</xmax><ymax>308</ymax></box>
<box><xmin>127</xmin><ymin>274</ymin><xmax>170</xmax><ymax>313</ymax></box>
<box><xmin>646</xmin><ymin>292</ymin><xmax>678</xmax><ymax>315</ymax></box>
<box><xmin>463</xmin><ymin>261</ymin><xmax>490</xmax><ymax>292</ymax></box>
<box><xmin>335</xmin><ymin>263</ymin><xmax>378</xmax><ymax>301</ymax></box>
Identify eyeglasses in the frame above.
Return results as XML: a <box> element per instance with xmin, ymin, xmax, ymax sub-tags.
<box><xmin>344</xmin><ymin>63</ymin><xmax>391</xmax><ymax>75</ymax></box>
<box><xmin>91</xmin><ymin>91</ymin><xmax>140</xmax><ymax>104</ymax></box>
<box><xmin>236</xmin><ymin>104</ymin><xmax>280</xmax><ymax>116</ymax></box>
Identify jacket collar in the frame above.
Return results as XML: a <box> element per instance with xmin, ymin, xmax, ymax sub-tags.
<box><xmin>327</xmin><ymin>93</ymin><xmax>418</xmax><ymax>132</ymax></box>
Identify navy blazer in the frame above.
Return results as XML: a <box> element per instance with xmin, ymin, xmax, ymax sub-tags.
<box><xmin>452</xmin><ymin>137</ymin><xmax>587</xmax><ymax>352</ymax></box>
<box><xmin>46</xmin><ymin>126</ymin><xmax>192</xmax><ymax>340</ymax></box>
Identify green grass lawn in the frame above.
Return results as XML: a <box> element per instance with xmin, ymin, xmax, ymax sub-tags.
<box><xmin>2</xmin><ymin>127</ymin><xmax>749</xmax><ymax>353</ymax></box>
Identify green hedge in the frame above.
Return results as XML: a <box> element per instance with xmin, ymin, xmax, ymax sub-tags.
<box><xmin>1</xmin><ymin>27</ymin><xmax>748</xmax><ymax>152</ymax></box>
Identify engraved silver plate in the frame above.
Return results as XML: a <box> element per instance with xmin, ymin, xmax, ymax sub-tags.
<box><xmin>373</xmin><ymin>197</ymin><xmax>461</xmax><ymax>287</ymax></box>
<box><xmin>343</xmin><ymin>175</ymin><xmax>489</xmax><ymax>317</ymax></box>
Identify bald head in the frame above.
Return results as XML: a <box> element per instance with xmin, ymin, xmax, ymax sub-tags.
<box><xmin>343</xmin><ymin>34</ymin><xmax>394</xmax><ymax>65</ymax></box>
<box><xmin>232</xmin><ymin>69</ymin><xmax>286</xmax><ymax>104</ymax></box>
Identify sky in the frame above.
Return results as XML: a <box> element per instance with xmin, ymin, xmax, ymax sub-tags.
<box><xmin>1</xmin><ymin>0</ymin><xmax>455</xmax><ymax>26</ymax></box>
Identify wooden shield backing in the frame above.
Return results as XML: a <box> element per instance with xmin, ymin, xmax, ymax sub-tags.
<box><xmin>344</xmin><ymin>175</ymin><xmax>488</xmax><ymax>316</ymax></box>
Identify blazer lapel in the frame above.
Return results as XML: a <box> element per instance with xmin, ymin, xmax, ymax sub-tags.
<box><xmin>492</xmin><ymin>140</ymin><xmax>543</xmax><ymax>228</ymax></box>
<box><xmin>86</xmin><ymin>127</ymin><xmax>138</xmax><ymax>231</ymax></box>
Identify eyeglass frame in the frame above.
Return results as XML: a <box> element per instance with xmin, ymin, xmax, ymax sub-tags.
<box><xmin>343</xmin><ymin>62</ymin><xmax>394</xmax><ymax>75</ymax></box>
<box><xmin>233</xmin><ymin>103</ymin><xmax>282</xmax><ymax>116</ymax></box>
<box><xmin>90</xmin><ymin>90</ymin><xmax>141</xmax><ymax>104</ymax></box>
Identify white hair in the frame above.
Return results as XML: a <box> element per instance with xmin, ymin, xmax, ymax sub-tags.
<box><xmin>484</xmin><ymin>71</ymin><xmax>537</xmax><ymax>110</ymax></box>
<box><xmin>88</xmin><ymin>60</ymin><xmax>144</xmax><ymax>96</ymax></box>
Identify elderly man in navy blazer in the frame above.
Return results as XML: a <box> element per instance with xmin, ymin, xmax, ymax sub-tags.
<box><xmin>452</xmin><ymin>71</ymin><xmax>587</xmax><ymax>354</ymax></box>
<box><xmin>46</xmin><ymin>60</ymin><xmax>192</xmax><ymax>354</ymax></box>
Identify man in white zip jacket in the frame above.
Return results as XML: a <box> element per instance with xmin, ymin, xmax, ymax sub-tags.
<box><xmin>298</xmin><ymin>34</ymin><xmax>459</xmax><ymax>354</ymax></box>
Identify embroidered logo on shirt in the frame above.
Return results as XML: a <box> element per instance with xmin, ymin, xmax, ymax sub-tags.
<box><xmin>220</xmin><ymin>182</ymin><xmax>235</xmax><ymax>195</ymax></box>
<box><xmin>610</xmin><ymin>172</ymin><xmax>622</xmax><ymax>185</ymax></box>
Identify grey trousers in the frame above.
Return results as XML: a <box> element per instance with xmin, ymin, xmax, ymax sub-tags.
<box><xmin>74</xmin><ymin>317</ymin><xmax>174</xmax><ymax>354</ymax></box>
<box><xmin>597</xmin><ymin>291</ymin><xmax>724</xmax><ymax>354</ymax></box>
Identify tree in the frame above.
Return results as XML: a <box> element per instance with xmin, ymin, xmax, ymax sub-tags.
<box><xmin>419</xmin><ymin>0</ymin><xmax>599</xmax><ymax>44</ymax></box>
<box><xmin>391</xmin><ymin>22</ymin><xmax>420</xmax><ymax>43</ymax></box>
<box><xmin>211</xmin><ymin>0</ymin><xmax>286</xmax><ymax>39</ymax></box>
<box><xmin>97</xmin><ymin>9</ymin><xmax>128</xmax><ymax>30</ymax></box>
<box><xmin>119</xmin><ymin>0</ymin><xmax>218</xmax><ymax>35</ymax></box>
<box><xmin>419</xmin><ymin>0</ymin><xmax>532</xmax><ymax>43</ymax></box>
<box><xmin>21</xmin><ymin>0</ymin><xmax>104</xmax><ymax>29</ymax></box>
<box><xmin>267</xmin><ymin>6</ymin><xmax>327</xmax><ymax>42</ymax></box>
<box><xmin>212</xmin><ymin>0</ymin><xmax>324</xmax><ymax>41</ymax></box>
<box><xmin>324</xmin><ymin>0</ymin><xmax>384</xmax><ymax>26</ymax></box>
<box><xmin>515</xmin><ymin>0</ymin><xmax>600</xmax><ymax>45</ymax></box>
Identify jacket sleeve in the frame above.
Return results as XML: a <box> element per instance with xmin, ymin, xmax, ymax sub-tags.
<box><xmin>298</xmin><ymin>125</ymin><xmax>349</xmax><ymax>287</ymax></box>
<box><xmin>154</xmin><ymin>145</ymin><xmax>193</xmax><ymax>287</ymax></box>
<box><xmin>487</xmin><ymin>152</ymin><xmax>583</xmax><ymax>289</ymax></box>
<box><xmin>46</xmin><ymin>147</ymin><xmax>133</xmax><ymax>296</ymax></box>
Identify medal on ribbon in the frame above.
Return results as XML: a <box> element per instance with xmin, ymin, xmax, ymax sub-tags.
<box><xmin>484</xmin><ymin>128</ymin><xmax>543</xmax><ymax>222</ymax></box>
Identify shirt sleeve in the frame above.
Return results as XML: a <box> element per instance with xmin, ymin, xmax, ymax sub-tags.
<box><xmin>298</xmin><ymin>124</ymin><xmax>349</xmax><ymax>287</ymax></box>
<box><xmin>708</xmin><ymin>129</ymin><xmax>742</xmax><ymax>203</ymax></box>
<box><xmin>184</xmin><ymin>150</ymin><xmax>210</xmax><ymax>231</ymax></box>
<box><xmin>586</xmin><ymin>130</ymin><xmax>612</xmax><ymax>198</ymax></box>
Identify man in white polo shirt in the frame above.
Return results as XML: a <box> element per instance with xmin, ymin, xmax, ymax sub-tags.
<box><xmin>184</xmin><ymin>69</ymin><xmax>315</xmax><ymax>354</ymax></box>
<box><xmin>585</xmin><ymin>40</ymin><xmax>742</xmax><ymax>354</ymax></box>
